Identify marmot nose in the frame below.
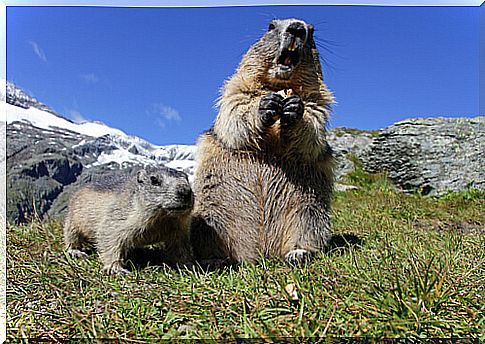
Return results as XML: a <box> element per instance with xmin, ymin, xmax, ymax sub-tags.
<box><xmin>286</xmin><ymin>21</ymin><xmax>307</xmax><ymax>38</ymax></box>
<box><xmin>177</xmin><ymin>185</ymin><xmax>193</xmax><ymax>204</ymax></box>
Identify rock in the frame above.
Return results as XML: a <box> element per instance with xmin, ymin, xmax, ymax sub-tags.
<box><xmin>327</xmin><ymin>128</ymin><xmax>375</xmax><ymax>180</ymax></box>
<box><xmin>362</xmin><ymin>117</ymin><xmax>484</xmax><ymax>196</ymax></box>
<box><xmin>335</xmin><ymin>183</ymin><xmax>358</xmax><ymax>192</ymax></box>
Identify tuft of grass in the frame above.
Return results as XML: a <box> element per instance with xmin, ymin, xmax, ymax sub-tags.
<box><xmin>341</xmin><ymin>154</ymin><xmax>393</xmax><ymax>193</ymax></box>
<box><xmin>331</xmin><ymin>127</ymin><xmax>380</xmax><ymax>137</ymax></box>
<box><xmin>7</xmin><ymin>176</ymin><xmax>485</xmax><ymax>340</ymax></box>
<box><xmin>440</xmin><ymin>186</ymin><xmax>485</xmax><ymax>202</ymax></box>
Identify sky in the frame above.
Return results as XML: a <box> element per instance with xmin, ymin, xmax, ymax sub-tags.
<box><xmin>6</xmin><ymin>4</ymin><xmax>481</xmax><ymax>145</ymax></box>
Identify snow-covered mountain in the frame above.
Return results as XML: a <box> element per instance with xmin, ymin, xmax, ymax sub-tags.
<box><xmin>4</xmin><ymin>80</ymin><xmax>197</xmax><ymax>178</ymax></box>
<box><xmin>3</xmin><ymin>79</ymin><xmax>57</xmax><ymax>114</ymax></box>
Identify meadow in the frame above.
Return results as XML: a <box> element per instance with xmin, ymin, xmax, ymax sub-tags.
<box><xmin>6</xmin><ymin>170</ymin><xmax>484</xmax><ymax>341</ymax></box>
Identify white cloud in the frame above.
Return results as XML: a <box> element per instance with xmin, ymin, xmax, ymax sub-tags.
<box><xmin>79</xmin><ymin>73</ymin><xmax>99</xmax><ymax>83</ymax></box>
<box><xmin>28</xmin><ymin>41</ymin><xmax>47</xmax><ymax>63</ymax></box>
<box><xmin>148</xmin><ymin>103</ymin><xmax>182</xmax><ymax>128</ymax></box>
<box><xmin>67</xmin><ymin>110</ymin><xmax>88</xmax><ymax>123</ymax></box>
<box><xmin>155</xmin><ymin>117</ymin><xmax>167</xmax><ymax>128</ymax></box>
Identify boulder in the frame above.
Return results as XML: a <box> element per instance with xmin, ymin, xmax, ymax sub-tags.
<box><xmin>363</xmin><ymin>117</ymin><xmax>484</xmax><ymax>196</ymax></box>
<box><xmin>327</xmin><ymin>128</ymin><xmax>376</xmax><ymax>179</ymax></box>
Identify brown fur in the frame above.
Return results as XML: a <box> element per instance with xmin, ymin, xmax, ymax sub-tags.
<box><xmin>191</xmin><ymin>19</ymin><xmax>335</xmax><ymax>265</ymax></box>
<box><xmin>63</xmin><ymin>167</ymin><xmax>194</xmax><ymax>275</ymax></box>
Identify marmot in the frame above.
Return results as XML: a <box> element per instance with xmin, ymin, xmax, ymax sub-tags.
<box><xmin>63</xmin><ymin>166</ymin><xmax>194</xmax><ymax>275</ymax></box>
<box><xmin>191</xmin><ymin>18</ymin><xmax>334</xmax><ymax>265</ymax></box>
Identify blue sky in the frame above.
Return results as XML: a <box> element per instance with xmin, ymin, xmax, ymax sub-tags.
<box><xmin>6</xmin><ymin>5</ymin><xmax>480</xmax><ymax>145</ymax></box>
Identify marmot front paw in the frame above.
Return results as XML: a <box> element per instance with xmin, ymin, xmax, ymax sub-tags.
<box><xmin>259</xmin><ymin>93</ymin><xmax>284</xmax><ymax>127</ymax></box>
<box><xmin>281</xmin><ymin>95</ymin><xmax>304</xmax><ymax>128</ymax></box>
<box><xmin>102</xmin><ymin>262</ymin><xmax>131</xmax><ymax>276</ymax></box>
<box><xmin>284</xmin><ymin>249</ymin><xmax>312</xmax><ymax>266</ymax></box>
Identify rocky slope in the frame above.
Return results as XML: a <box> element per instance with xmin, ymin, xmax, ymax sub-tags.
<box><xmin>4</xmin><ymin>81</ymin><xmax>483</xmax><ymax>223</ymax></box>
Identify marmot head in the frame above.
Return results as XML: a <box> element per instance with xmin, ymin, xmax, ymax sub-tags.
<box><xmin>136</xmin><ymin>166</ymin><xmax>194</xmax><ymax>217</ymax></box>
<box><xmin>240</xmin><ymin>18</ymin><xmax>320</xmax><ymax>87</ymax></box>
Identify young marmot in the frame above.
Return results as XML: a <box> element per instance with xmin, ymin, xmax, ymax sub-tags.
<box><xmin>63</xmin><ymin>166</ymin><xmax>194</xmax><ymax>275</ymax></box>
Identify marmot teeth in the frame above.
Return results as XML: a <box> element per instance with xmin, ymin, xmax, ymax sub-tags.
<box><xmin>276</xmin><ymin>88</ymin><xmax>294</xmax><ymax>98</ymax></box>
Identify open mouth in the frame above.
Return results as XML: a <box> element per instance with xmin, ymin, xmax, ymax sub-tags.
<box><xmin>277</xmin><ymin>48</ymin><xmax>300</xmax><ymax>70</ymax></box>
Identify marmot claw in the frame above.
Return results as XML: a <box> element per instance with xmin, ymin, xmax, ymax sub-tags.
<box><xmin>102</xmin><ymin>263</ymin><xmax>131</xmax><ymax>276</ymax></box>
<box><xmin>259</xmin><ymin>93</ymin><xmax>284</xmax><ymax>126</ymax></box>
<box><xmin>284</xmin><ymin>249</ymin><xmax>312</xmax><ymax>266</ymax></box>
<box><xmin>281</xmin><ymin>95</ymin><xmax>304</xmax><ymax>128</ymax></box>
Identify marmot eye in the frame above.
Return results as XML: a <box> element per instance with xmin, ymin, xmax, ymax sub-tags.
<box><xmin>150</xmin><ymin>176</ymin><xmax>161</xmax><ymax>186</ymax></box>
<box><xmin>268</xmin><ymin>23</ymin><xmax>276</xmax><ymax>31</ymax></box>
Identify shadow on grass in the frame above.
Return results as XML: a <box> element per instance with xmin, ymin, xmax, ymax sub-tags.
<box><xmin>126</xmin><ymin>247</ymin><xmax>235</xmax><ymax>272</ymax></box>
<box><xmin>122</xmin><ymin>234</ymin><xmax>363</xmax><ymax>272</ymax></box>
<box><xmin>326</xmin><ymin>233</ymin><xmax>363</xmax><ymax>255</ymax></box>
<box><xmin>126</xmin><ymin>247</ymin><xmax>176</xmax><ymax>269</ymax></box>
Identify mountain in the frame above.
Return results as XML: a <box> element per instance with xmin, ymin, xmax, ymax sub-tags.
<box><xmin>3</xmin><ymin>81</ymin><xmax>196</xmax><ymax>173</ymax></box>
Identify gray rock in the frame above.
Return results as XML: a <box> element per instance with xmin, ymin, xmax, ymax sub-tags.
<box><xmin>362</xmin><ymin>117</ymin><xmax>484</xmax><ymax>196</ymax></box>
<box><xmin>327</xmin><ymin>129</ymin><xmax>375</xmax><ymax>179</ymax></box>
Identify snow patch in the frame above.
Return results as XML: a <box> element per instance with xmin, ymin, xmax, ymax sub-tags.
<box><xmin>6</xmin><ymin>102</ymin><xmax>126</xmax><ymax>137</ymax></box>
<box><xmin>89</xmin><ymin>150</ymin><xmax>157</xmax><ymax>168</ymax></box>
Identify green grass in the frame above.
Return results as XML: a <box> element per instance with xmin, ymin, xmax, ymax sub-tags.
<box><xmin>7</xmin><ymin>176</ymin><xmax>485</xmax><ymax>340</ymax></box>
<box><xmin>331</xmin><ymin>127</ymin><xmax>381</xmax><ymax>137</ymax></box>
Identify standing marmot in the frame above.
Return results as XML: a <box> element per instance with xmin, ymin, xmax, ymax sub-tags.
<box><xmin>64</xmin><ymin>166</ymin><xmax>194</xmax><ymax>275</ymax></box>
<box><xmin>191</xmin><ymin>18</ymin><xmax>335</xmax><ymax>265</ymax></box>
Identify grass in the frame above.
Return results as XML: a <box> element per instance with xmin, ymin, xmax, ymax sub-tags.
<box><xmin>6</xmin><ymin>172</ymin><xmax>485</xmax><ymax>341</ymax></box>
<box><xmin>331</xmin><ymin>127</ymin><xmax>381</xmax><ymax>137</ymax></box>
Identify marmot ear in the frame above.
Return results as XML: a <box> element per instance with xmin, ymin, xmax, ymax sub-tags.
<box><xmin>308</xmin><ymin>24</ymin><xmax>314</xmax><ymax>35</ymax></box>
<box><xmin>137</xmin><ymin>170</ymin><xmax>147</xmax><ymax>183</ymax></box>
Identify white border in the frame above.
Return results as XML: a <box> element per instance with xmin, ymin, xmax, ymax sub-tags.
<box><xmin>1</xmin><ymin>0</ymin><xmax>484</xmax><ymax>6</ymax></box>
<box><xmin>0</xmin><ymin>2</ymin><xmax>482</xmax><ymax>342</ymax></box>
<box><xmin>0</xmin><ymin>1</ymin><xmax>6</xmax><ymax>343</ymax></box>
